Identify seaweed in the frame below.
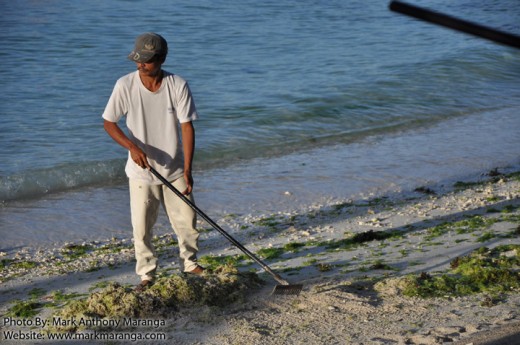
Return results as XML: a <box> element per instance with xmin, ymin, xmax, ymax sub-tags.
<box><xmin>257</xmin><ymin>247</ymin><xmax>285</xmax><ymax>260</ymax></box>
<box><xmin>199</xmin><ymin>254</ymin><xmax>249</xmax><ymax>270</ymax></box>
<box><xmin>379</xmin><ymin>245</ymin><xmax>520</xmax><ymax>298</ymax></box>
<box><xmin>323</xmin><ymin>230</ymin><xmax>403</xmax><ymax>250</ymax></box>
<box><xmin>61</xmin><ymin>243</ymin><xmax>93</xmax><ymax>260</ymax></box>
<box><xmin>51</xmin><ymin>264</ymin><xmax>263</xmax><ymax>332</ymax></box>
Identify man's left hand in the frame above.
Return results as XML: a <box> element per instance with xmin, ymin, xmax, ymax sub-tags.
<box><xmin>183</xmin><ymin>171</ymin><xmax>193</xmax><ymax>195</ymax></box>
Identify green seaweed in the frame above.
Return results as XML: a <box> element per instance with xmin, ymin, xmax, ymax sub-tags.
<box><xmin>283</xmin><ymin>242</ymin><xmax>306</xmax><ymax>252</ymax></box>
<box><xmin>1</xmin><ymin>258</ymin><xmax>14</xmax><ymax>270</ymax></box>
<box><xmin>505</xmin><ymin>171</ymin><xmax>520</xmax><ymax>181</ymax></box>
<box><xmin>453</xmin><ymin>180</ymin><xmax>483</xmax><ymax>190</ymax></box>
<box><xmin>10</xmin><ymin>261</ymin><xmax>38</xmax><ymax>270</ymax></box>
<box><xmin>51</xmin><ymin>290</ymin><xmax>87</xmax><ymax>305</ymax></box>
<box><xmin>51</xmin><ymin>264</ymin><xmax>262</xmax><ymax>332</ymax></box>
<box><xmin>253</xmin><ymin>216</ymin><xmax>282</xmax><ymax>228</ymax></box>
<box><xmin>426</xmin><ymin>215</ymin><xmax>497</xmax><ymax>240</ymax></box>
<box><xmin>316</xmin><ymin>263</ymin><xmax>333</xmax><ymax>272</ymax></box>
<box><xmin>89</xmin><ymin>281</ymin><xmax>111</xmax><ymax>292</ymax></box>
<box><xmin>370</xmin><ymin>260</ymin><xmax>397</xmax><ymax>271</ymax></box>
<box><xmin>61</xmin><ymin>243</ymin><xmax>92</xmax><ymax>260</ymax></box>
<box><xmin>97</xmin><ymin>240</ymin><xmax>131</xmax><ymax>254</ymax></box>
<box><xmin>395</xmin><ymin>245</ymin><xmax>520</xmax><ymax>298</ymax></box>
<box><xmin>28</xmin><ymin>288</ymin><xmax>47</xmax><ymax>299</ymax></box>
<box><xmin>5</xmin><ymin>290</ymin><xmax>50</xmax><ymax>320</ymax></box>
<box><xmin>7</xmin><ymin>300</ymin><xmax>45</xmax><ymax>318</ymax></box>
<box><xmin>257</xmin><ymin>247</ymin><xmax>285</xmax><ymax>260</ymax></box>
<box><xmin>199</xmin><ymin>254</ymin><xmax>249</xmax><ymax>270</ymax></box>
<box><xmin>501</xmin><ymin>205</ymin><xmax>516</xmax><ymax>214</ymax></box>
<box><xmin>322</xmin><ymin>230</ymin><xmax>403</xmax><ymax>251</ymax></box>
<box><xmin>477</xmin><ymin>231</ymin><xmax>496</xmax><ymax>243</ymax></box>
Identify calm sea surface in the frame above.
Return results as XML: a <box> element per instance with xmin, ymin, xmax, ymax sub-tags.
<box><xmin>1</xmin><ymin>0</ymin><xmax>519</xmax><ymax>249</ymax></box>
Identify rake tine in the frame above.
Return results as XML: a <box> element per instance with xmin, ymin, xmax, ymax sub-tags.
<box><xmin>272</xmin><ymin>284</ymin><xmax>304</xmax><ymax>296</ymax></box>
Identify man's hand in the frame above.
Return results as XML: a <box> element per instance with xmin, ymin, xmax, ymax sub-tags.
<box><xmin>103</xmin><ymin>120</ymin><xmax>150</xmax><ymax>170</ymax></box>
<box><xmin>129</xmin><ymin>145</ymin><xmax>150</xmax><ymax>170</ymax></box>
<box><xmin>183</xmin><ymin>170</ymin><xmax>193</xmax><ymax>195</ymax></box>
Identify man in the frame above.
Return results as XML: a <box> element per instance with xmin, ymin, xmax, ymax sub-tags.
<box><xmin>102</xmin><ymin>32</ymin><xmax>204</xmax><ymax>292</ymax></box>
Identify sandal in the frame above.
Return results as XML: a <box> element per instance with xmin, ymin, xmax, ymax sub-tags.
<box><xmin>185</xmin><ymin>265</ymin><xmax>205</xmax><ymax>276</ymax></box>
<box><xmin>134</xmin><ymin>279</ymin><xmax>153</xmax><ymax>292</ymax></box>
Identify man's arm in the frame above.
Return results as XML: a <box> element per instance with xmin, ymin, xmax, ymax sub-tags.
<box><xmin>181</xmin><ymin>121</ymin><xmax>195</xmax><ymax>195</ymax></box>
<box><xmin>103</xmin><ymin>120</ymin><xmax>150</xmax><ymax>169</ymax></box>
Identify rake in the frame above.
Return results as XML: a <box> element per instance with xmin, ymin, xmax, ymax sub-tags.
<box><xmin>149</xmin><ymin>167</ymin><xmax>303</xmax><ymax>296</ymax></box>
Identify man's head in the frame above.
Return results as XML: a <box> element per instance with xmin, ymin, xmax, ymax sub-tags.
<box><xmin>128</xmin><ymin>32</ymin><xmax>168</xmax><ymax>64</ymax></box>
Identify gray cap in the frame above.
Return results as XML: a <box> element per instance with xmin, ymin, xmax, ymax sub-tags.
<box><xmin>128</xmin><ymin>32</ymin><xmax>168</xmax><ymax>63</ymax></box>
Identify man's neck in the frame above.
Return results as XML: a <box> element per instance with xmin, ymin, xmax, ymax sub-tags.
<box><xmin>139</xmin><ymin>70</ymin><xmax>163</xmax><ymax>92</ymax></box>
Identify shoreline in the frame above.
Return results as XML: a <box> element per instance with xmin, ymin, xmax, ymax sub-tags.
<box><xmin>1</xmin><ymin>168</ymin><xmax>519</xmax><ymax>344</ymax></box>
<box><xmin>2</xmin><ymin>105</ymin><xmax>520</xmax><ymax>251</ymax></box>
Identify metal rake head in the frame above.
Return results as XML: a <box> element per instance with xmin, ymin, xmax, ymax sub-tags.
<box><xmin>271</xmin><ymin>284</ymin><xmax>303</xmax><ymax>296</ymax></box>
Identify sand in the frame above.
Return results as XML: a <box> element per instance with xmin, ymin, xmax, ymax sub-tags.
<box><xmin>1</xmin><ymin>170</ymin><xmax>519</xmax><ymax>344</ymax></box>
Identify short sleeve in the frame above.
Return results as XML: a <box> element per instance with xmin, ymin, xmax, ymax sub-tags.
<box><xmin>175</xmin><ymin>81</ymin><xmax>199</xmax><ymax>123</ymax></box>
<box><xmin>102</xmin><ymin>80</ymin><xmax>127</xmax><ymax>123</ymax></box>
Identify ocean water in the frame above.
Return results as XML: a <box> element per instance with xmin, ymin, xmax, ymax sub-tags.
<box><xmin>1</xmin><ymin>0</ymin><xmax>519</xmax><ymax>250</ymax></box>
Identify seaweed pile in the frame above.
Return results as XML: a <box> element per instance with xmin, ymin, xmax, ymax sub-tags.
<box><xmin>53</xmin><ymin>265</ymin><xmax>262</xmax><ymax>332</ymax></box>
<box><xmin>375</xmin><ymin>245</ymin><xmax>520</xmax><ymax>298</ymax></box>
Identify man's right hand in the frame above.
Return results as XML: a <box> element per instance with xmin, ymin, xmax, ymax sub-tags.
<box><xmin>103</xmin><ymin>120</ymin><xmax>150</xmax><ymax>170</ymax></box>
<box><xmin>130</xmin><ymin>145</ymin><xmax>150</xmax><ymax>169</ymax></box>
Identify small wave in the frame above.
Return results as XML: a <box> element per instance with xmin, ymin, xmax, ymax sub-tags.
<box><xmin>0</xmin><ymin>159</ymin><xmax>126</xmax><ymax>202</ymax></box>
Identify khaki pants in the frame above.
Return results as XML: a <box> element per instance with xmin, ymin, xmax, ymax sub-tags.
<box><xmin>129</xmin><ymin>177</ymin><xmax>199</xmax><ymax>281</ymax></box>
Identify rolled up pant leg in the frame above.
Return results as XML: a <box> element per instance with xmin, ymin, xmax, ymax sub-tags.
<box><xmin>162</xmin><ymin>177</ymin><xmax>200</xmax><ymax>272</ymax></box>
<box><xmin>129</xmin><ymin>179</ymin><xmax>161</xmax><ymax>281</ymax></box>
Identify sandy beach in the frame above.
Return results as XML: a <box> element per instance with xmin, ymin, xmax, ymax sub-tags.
<box><xmin>1</xmin><ymin>169</ymin><xmax>519</xmax><ymax>344</ymax></box>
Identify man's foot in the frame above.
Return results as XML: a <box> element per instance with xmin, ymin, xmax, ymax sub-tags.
<box><xmin>186</xmin><ymin>265</ymin><xmax>205</xmax><ymax>276</ymax></box>
<box><xmin>134</xmin><ymin>280</ymin><xmax>153</xmax><ymax>292</ymax></box>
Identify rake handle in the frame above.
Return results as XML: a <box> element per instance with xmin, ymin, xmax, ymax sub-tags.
<box><xmin>149</xmin><ymin>167</ymin><xmax>290</xmax><ymax>286</ymax></box>
<box><xmin>390</xmin><ymin>1</ymin><xmax>520</xmax><ymax>49</ymax></box>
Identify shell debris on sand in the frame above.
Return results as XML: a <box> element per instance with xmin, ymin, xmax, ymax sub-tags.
<box><xmin>1</xmin><ymin>169</ymin><xmax>519</xmax><ymax>344</ymax></box>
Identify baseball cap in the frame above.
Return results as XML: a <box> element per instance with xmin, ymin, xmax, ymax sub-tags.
<box><xmin>128</xmin><ymin>32</ymin><xmax>168</xmax><ymax>63</ymax></box>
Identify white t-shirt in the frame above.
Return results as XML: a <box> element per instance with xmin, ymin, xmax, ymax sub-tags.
<box><xmin>102</xmin><ymin>70</ymin><xmax>199</xmax><ymax>184</ymax></box>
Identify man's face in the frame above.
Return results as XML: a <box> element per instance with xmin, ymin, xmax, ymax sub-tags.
<box><xmin>136</xmin><ymin>58</ymin><xmax>162</xmax><ymax>78</ymax></box>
